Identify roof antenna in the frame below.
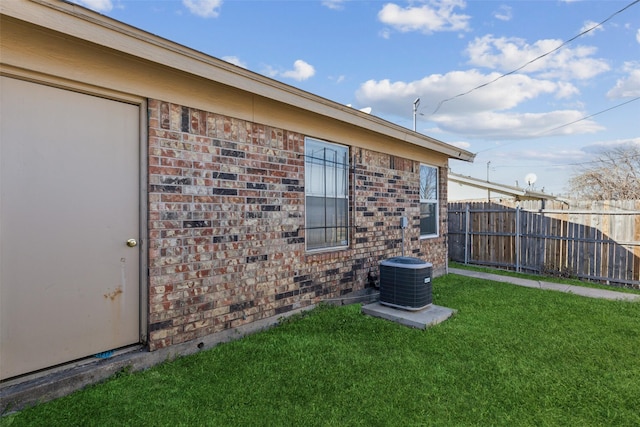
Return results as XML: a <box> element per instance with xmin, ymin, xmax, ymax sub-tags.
<box><xmin>413</xmin><ymin>98</ymin><xmax>420</xmax><ymax>131</ymax></box>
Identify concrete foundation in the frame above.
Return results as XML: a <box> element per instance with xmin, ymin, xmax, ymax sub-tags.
<box><xmin>361</xmin><ymin>302</ymin><xmax>456</xmax><ymax>329</ymax></box>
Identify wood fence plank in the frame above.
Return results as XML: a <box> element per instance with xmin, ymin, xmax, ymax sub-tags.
<box><xmin>448</xmin><ymin>200</ymin><xmax>640</xmax><ymax>287</ymax></box>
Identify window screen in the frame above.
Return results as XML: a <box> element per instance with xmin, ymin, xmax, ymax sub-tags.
<box><xmin>305</xmin><ymin>138</ymin><xmax>349</xmax><ymax>250</ymax></box>
<box><xmin>420</xmin><ymin>164</ymin><xmax>438</xmax><ymax>237</ymax></box>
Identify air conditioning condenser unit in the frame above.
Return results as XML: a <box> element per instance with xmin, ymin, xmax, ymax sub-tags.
<box><xmin>379</xmin><ymin>256</ymin><xmax>432</xmax><ymax>311</ymax></box>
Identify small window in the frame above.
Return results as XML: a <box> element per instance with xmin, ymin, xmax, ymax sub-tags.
<box><xmin>305</xmin><ymin>138</ymin><xmax>349</xmax><ymax>251</ymax></box>
<box><xmin>420</xmin><ymin>164</ymin><xmax>438</xmax><ymax>238</ymax></box>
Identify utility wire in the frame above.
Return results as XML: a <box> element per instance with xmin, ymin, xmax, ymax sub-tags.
<box><xmin>533</xmin><ymin>96</ymin><xmax>640</xmax><ymax>137</ymax></box>
<box><xmin>491</xmin><ymin>153</ymin><xmax>640</xmax><ymax>169</ymax></box>
<box><xmin>475</xmin><ymin>96</ymin><xmax>640</xmax><ymax>153</ymax></box>
<box><xmin>431</xmin><ymin>0</ymin><xmax>640</xmax><ymax>115</ymax></box>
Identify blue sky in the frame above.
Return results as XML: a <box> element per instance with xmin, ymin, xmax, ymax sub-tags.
<box><xmin>73</xmin><ymin>0</ymin><xmax>640</xmax><ymax>195</ymax></box>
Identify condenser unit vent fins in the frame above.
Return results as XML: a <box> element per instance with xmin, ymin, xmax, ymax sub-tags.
<box><xmin>379</xmin><ymin>256</ymin><xmax>432</xmax><ymax>311</ymax></box>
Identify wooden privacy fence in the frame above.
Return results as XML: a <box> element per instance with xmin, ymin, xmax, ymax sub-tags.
<box><xmin>448</xmin><ymin>200</ymin><xmax>640</xmax><ymax>288</ymax></box>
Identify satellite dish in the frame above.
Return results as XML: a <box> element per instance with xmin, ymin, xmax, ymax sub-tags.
<box><xmin>525</xmin><ymin>173</ymin><xmax>537</xmax><ymax>186</ymax></box>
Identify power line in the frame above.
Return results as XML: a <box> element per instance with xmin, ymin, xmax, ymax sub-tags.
<box><xmin>476</xmin><ymin>96</ymin><xmax>640</xmax><ymax>154</ymax></box>
<box><xmin>491</xmin><ymin>153</ymin><xmax>640</xmax><ymax>170</ymax></box>
<box><xmin>534</xmin><ymin>96</ymin><xmax>640</xmax><ymax>137</ymax></box>
<box><xmin>430</xmin><ymin>0</ymin><xmax>640</xmax><ymax>115</ymax></box>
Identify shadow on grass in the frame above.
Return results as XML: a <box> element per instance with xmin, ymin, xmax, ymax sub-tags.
<box><xmin>4</xmin><ymin>275</ymin><xmax>640</xmax><ymax>426</ymax></box>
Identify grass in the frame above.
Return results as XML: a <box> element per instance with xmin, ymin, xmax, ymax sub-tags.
<box><xmin>449</xmin><ymin>261</ymin><xmax>640</xmax><ymax>295</ymax></box>
<box><xmin>3</xmin><ymin>275</ymin><xmax>640</xmax><ymax>426</ymax></box>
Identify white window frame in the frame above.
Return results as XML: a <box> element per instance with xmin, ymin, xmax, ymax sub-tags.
<box><xmin>304</xmin><ymin>137</ymin><xmax>349</xmax><ymax>252</ymax></box>
<box><xmin>419</xmin><ymin>164</ymin><xmax>439</xmax><ymax>239</ymax></box>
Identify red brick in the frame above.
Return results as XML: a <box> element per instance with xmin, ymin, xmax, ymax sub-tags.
<box><xmin>146</xmin><ymin>100</ymin><xmax>450</xmax><ymax>351</ymax></box>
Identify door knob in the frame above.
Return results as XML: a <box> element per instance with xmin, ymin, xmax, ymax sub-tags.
<box><xmin>126</xmin><ymin>239</ymin><xmax>138</xmax><ymax>247</ymax></box>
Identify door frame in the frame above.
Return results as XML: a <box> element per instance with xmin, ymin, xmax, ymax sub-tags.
<box><xmin>1</xmin><ymin>67</ymin><xmax>149</xmax><ymax>353</ymax></box>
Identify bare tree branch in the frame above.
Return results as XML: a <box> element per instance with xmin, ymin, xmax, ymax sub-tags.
<box><xmin>568</xmin><ymin>144</ymin><xmax>640</xmax><ymax>200</ymax></box>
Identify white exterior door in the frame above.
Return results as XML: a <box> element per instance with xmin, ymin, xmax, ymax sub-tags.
<box><xmin>0</xmin><ymin>77</ymin><xmax>141</xmax><ymax>379</ymax></box>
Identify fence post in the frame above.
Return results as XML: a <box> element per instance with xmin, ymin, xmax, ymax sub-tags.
<box><xmin>539</xmin><ymin>205</ymin><xmax>546</xmax><ymax>274</ymax></box>
<box><xmin>515</xmin><ymin>205</ymin><xmax>521</xmax><ymax>272</ymax></box>
<box><xmin>464</xmin><ymin>203</ymin><xmax>470</xmax><ymax>265</ymax></box>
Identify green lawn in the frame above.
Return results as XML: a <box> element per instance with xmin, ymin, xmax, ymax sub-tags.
<box><xmin>3</xmin><ymin>274</ymin><xmax>640</xmax><ymax>426</ymax></box>
<box><xmin>449</xmin><ymin>261</ymin><xmax>640</xmax><ymax>295</ymax></box>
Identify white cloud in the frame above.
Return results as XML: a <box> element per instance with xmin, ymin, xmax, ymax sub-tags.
<box><xmin>466</xmin><ymin>35</ymin><xmax>610</xmax><ymax>80</ymax></box>
<box><xmin>607</xmin><ymin>62</ymin><xmax>640</xmax><ymax>98</ymax></box>
<box><xmin>280</xmin><ymin>60</ymin><xmax>316</xmax><ymax>81</ymax></box>
<box><xmin>493</xmin><ymin>5</ymin><xmax>512</xmax><ymax>22</ymax></box>
<box><xmin>378</xmin><ymin>0</ymin><xmax>470</xmax><ymax>34</ymax></box>
<box><xmin>221</xmin><ymin>56</ymin><xmax>247</xmax><ymax>69</ymax></box>
<box><xmin>434</xmin><ymin>110</ymin><xmax>603</xmax><ymax>139</ymax></box>
<box><xmin>71</xmin><ymin>0</ymin><xmax>113</xmax><ymax>12</ymax></box>
<box><xmin>579</xmin><ymin>20</ymin><xmax>604</xmax><ymax>37</ymax></box>
<box><xmin>555</xmin><ymin>81</ymin><xmax>580</xmax><ymax>99</ymax></box>
<box><xmin>637</xmin><ymin>28</ymin><xmax>640</xmax><ymax>44</ymax></box>
<box><xmin>322</xmin><ymin>0</ymin><xmax>346</xmax><ymax>10</ymax></box>
<box><xmin>494</xmin><ymin>148</ymin><xmax>586</xmax><ymax>164</ymax></box>
<box><xmin>547</xmin><ymin>47</ymin><xmax>611</xmax><ymax>80</ymax></box>
<box><xmin>379</xmin><ymin>28</ymin><xmax>392</xmax><ymax>39</ymax></box>
<box><xmin>182</xmin><ymin>0</ymin><xmax>223</xmax><ymax>18</ymax></box>
<box><xmin>450</xmin><ymin>141</ymin><xmax>471</xmax><ymax>149</ymax></box>
<box><xmin>355</xmin><ymin>69</ymin><xmax>600</xmax><ymax>139</ymax></box>
<box><xmin>424</xmin><ymin>126</ymin><xmax>444</xmax><ymax>134</ymax></box>
<box><xmin>581</xmin><ymin>137</ymin><xmax>640</xmax><ymax>153</ymax></box>
<box><xmin>356</xmin><ymin>70</ymin><xmax>567</xmax><ymax>115</ymax></box>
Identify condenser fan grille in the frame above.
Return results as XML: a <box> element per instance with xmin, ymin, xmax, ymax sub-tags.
<box><xmin>379</xmin><ymin>257</ymin><xmax>432</xmax><ymax>311</ymax></box>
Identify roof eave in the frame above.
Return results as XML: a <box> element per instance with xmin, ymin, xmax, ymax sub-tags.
<box><xmin>2</xmin><ymin>0</ymin><xmax>475</xmax><ymax>162</ymax></box>
<box><xmin>449</xmin><ymin>172</ymin><xmax>556</xmax><ymax>200</ymax></box>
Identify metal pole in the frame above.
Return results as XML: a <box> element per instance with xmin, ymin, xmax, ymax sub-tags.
<box><xmin>486</xmin><ymin>161</ymin><xmax>491</xmax><ymax>202</ymax></box>
<box><xmin>464</xmin><ymin>203</ymin><xmax>470</xmax><ymax>265</ymax></box>
<box><xmin>413</xmin><ymin>98</ymin><xmax>420</xmax><ymax>132</ymax></box>
<box><xmin>515</xmin><ymin>205</ymin><xmax>521</xmax><ymax>272</ymax></box>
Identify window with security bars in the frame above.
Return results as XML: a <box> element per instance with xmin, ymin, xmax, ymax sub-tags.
<box><xmin>305</xmin><ymin>137</ymin><xmax>349</xmax><ymax>251</ymax></box>
<box><xmin>420</xmin><ymin>164</ymin><xmax>439</xmax><ymax>238</ymax></box>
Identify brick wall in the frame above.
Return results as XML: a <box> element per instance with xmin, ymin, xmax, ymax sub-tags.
<box><xmin>147</xmin><ymin>99</ymin><xmax>449</xmax><ymax>350</ymax></box>
<box><xmin>352</xmin><ymin>149</ymin><xmax>449</xmax><ymax>277</ymax></box>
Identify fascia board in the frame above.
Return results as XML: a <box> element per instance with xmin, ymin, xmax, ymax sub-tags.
<box><xmin>523</xmin><ymin>191</ymin><xmax>556</xmax><ymax>200</ymax></box>
<box><xmin>450</xmin><ymin>173</ymin><xmax>557</xmax><ymax>200</ymax></box>
<box><xmin>2</xmin><ymin>0</ymin><xmax>475</xmax><ymax>162</ymax></box>
<box><xmin>449</xmin><ymin>173</ymin><xmax>526</xmax><ymax>196</ymax></box>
